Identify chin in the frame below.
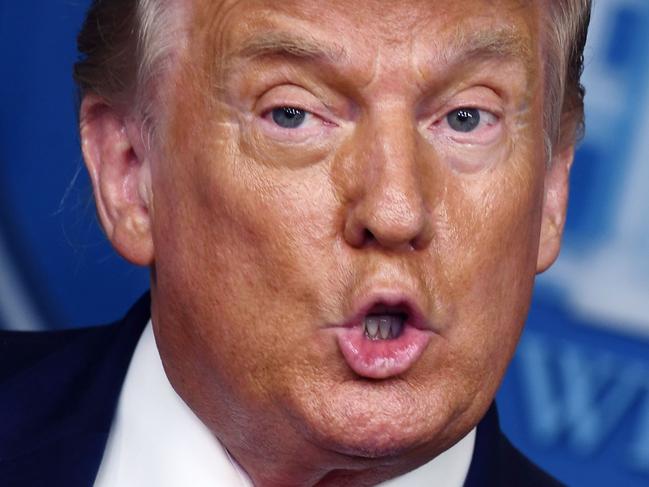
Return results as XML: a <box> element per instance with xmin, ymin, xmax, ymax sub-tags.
<box><xmin>323</xmin><ymin>428</ymin><xmax>431</xmax><ymax>460</ymax></box>
<box><xmin>288</xmin><ymin>375</ymin><xmax>463</xmax><ymax>460</ymax></box>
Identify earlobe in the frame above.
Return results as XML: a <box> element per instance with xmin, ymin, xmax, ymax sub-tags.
<box><xmin>536</xmin><ymin>144</ymin><xmax>574</xmax><ymax>274</ymax></box>
<box><xmin>80</xmin><ymin>94</ymin><xmax>155</xmax><ymax>266</ymax></box>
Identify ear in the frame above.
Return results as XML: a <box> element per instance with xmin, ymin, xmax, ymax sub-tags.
<box><xmin>536</xmin><ymin>143</ymin><xmax>574</xmax><ymax>273</ymax></box>
<box><xmin>80</xmin><ymin>94</ymin><xmax>154</xmax><ymax>266</ymax></box>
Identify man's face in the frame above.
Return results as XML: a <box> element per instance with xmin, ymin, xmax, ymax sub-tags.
<box><xmin>148</xmin><ymin>0</ymin><xmax>558</xmax><ymax>475</ymax></box>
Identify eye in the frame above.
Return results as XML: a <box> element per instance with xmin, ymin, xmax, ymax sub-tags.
<box><xmin>446</xmin><ymin>108</ymin><xmax>482</xmax><ymax>133</ymax></box>
<box><xmin>257</xmin><ymin>92</ymin><xmax>338</xmax><ymax>144</ymax></box>
<box><xmin>271</xmin><ymin>107</ymin><xmax>308</xmax><ymax>129</ymax></box>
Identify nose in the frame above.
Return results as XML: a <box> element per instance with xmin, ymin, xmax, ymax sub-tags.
<box><xmin>341</xmin><ymin>108</ymin><xmax>434</xmax><ymax>252</ymax></box>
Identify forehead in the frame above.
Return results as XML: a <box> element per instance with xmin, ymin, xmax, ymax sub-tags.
<box><xmin>189</xmin><ymin>0</ymin><xmax>540</xmax><ymax>69</ymax></box>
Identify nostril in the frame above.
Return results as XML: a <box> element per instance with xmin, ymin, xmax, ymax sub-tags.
<box><xmin>343</xmin><ymin>205</ymin><xmax>431</xmax><ymax>251</ymax></box>
<box><xmin>362</xmin><ymin>228</ymin><xmax>377</xmax><ymax>246</ymax></box>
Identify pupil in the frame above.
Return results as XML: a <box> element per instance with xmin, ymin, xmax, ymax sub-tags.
<box><xmin>272</xmin><ymin>107</ymin><xmax>306</xmax><ymax>128</ymax></box>
<box><xmin>448</xmin><ymin>108</ymin><xmax>480</xmax><ymax>132</ymax></box>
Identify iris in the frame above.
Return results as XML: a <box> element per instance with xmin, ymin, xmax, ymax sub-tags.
<box><xmin>447</xmin><ymin>108</ymin><xmax>481</xmax><ymax>133</ymax></box>
<box><xmin>272</xmin><ymin>107</ymin><xmax>307</xmax><ymax>128</ymax></box>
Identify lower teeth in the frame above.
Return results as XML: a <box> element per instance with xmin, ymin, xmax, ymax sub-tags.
<box><xmin>363</xmin><ymin>314</ymin><xmax>404</xmax><ymax>340</ymax></box>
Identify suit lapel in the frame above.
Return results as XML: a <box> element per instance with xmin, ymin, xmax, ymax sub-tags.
<box><xmin>464</xmin><ymin>403</ymin><xmax>500</xmax><ymax>487</ymax></box>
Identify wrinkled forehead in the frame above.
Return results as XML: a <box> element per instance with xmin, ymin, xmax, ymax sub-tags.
<box><xmin>185</xmin><ymin>0</ymin><xmax>541</xmax><ymax>73</ymax></box>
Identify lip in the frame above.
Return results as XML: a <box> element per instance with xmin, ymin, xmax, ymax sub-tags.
<box><xmin>332</xmin><ymin>291</ymin><xmax>434</xmax><ymax>379</ymax></box>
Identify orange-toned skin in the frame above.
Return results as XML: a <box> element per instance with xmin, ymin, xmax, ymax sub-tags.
<box><xmin>80</xmin><ymin>1</ymin><xmax>574</xmax><ymax>485</ymax></box>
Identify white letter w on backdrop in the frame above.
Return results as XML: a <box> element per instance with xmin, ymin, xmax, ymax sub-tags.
<box><xmin>516</xmin><ymin>333</ymin><xmax>646</xmax><ymax>456</ymax></box>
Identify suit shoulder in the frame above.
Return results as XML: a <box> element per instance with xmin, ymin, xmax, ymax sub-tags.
<box><xmin>465</xmin><ymin>403</ymin><xmax>566</xmax><ymax>487</ymax></box>
<box><xmin>498</xmin><ymin>434</ymin><xmax>566</xmax><ymax>487</ymax></box>
<box><xmin>0</xmin><ymin>293</ymin><xmax>150</xmax><ymax>485</ymax></box>
<box><xmin>0</xmin><ymin>322</ymin><xmax>120</xmax><ymax>383</ymax></box>
<box><xmin>0</xmin><ymin>293</ymin><xmax>150</xmax><ymax>384</ymax></box>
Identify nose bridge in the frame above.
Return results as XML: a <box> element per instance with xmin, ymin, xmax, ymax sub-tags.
<box><xmin>343</xmin><ymin>102</ymin><xmax>433</xmax><ymax>251</ymax></box>
<box><xmin>371</xmin><ymin>105</ymin><xmax>421</xmax><ymax>210</ymax></box>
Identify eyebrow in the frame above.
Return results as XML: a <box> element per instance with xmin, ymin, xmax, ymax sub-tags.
<box><xmin>231</xmin><ymin>31</ymin><xmax>346</xmax><ymax>65</ymax></box>
<box><xmin>439</xmin><ymin>25</ymin><xmax>534</xmax><ymax>68</ymax></box>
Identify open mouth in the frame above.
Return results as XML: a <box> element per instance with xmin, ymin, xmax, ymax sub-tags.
<box><xmin>334</xmin><ymin>299</ymin><xmax>433</xmax><ymax>379</ymax></box>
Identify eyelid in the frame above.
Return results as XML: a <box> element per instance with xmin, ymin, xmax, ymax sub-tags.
<box><xmin>428</xmin><ymin>84</ymin><xmax>504</xmax><ymax>118</ymax></box>
<box><xmin>256</xmin><ymin>84</ymin><xmax>327</xmax><ymax>115</ymax></box>
<box><xmin>261</xmin><ymin>105</ymin><xmax>307</xmax><ymax>118</ymax></box>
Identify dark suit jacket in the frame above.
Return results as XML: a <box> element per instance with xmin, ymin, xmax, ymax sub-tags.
<box><xmin>0</xmin><ymin>293</ymin><xmax>564</xmax><ymax>486</ymax></box>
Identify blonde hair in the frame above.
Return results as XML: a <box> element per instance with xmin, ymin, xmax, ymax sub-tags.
<box><xmin>73</xmin><ymin>0</ymin><xmax>592</xmax><ymax>151</ymax></box>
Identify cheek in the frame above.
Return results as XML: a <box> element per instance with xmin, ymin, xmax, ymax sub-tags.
<box><xmin>152</xmin><ymin>129</ymin><xmax>343</xmax><ymax>384</ymax></box>
<box><xmin>435</xmin><ymin>155</ymin><xmax>544</xmax><ymax>379</ymax></box>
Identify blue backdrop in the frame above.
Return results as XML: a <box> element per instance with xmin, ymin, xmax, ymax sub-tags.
<box><xmin>1</xmin><ymin>1</ymin><xmax>648</xmax><ymax>486</ymax></box>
